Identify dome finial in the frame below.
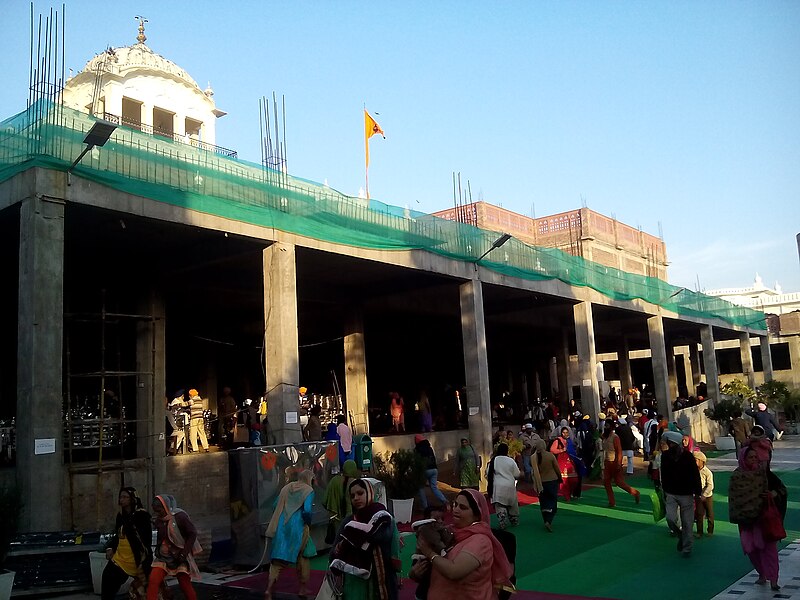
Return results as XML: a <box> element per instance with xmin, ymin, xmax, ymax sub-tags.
<box><xmin>134</xmin><ymin>15</ymin><xmax>148</xmax><ymax>44</ymax></box>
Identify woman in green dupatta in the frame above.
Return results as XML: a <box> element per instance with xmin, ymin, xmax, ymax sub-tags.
<box><xmin>329</xmin><ymin>478</ymin><xmax>401</xmax><ymax>600</ymax></box>
<box><xmin>323</xmin><ymin>459</ymin><xmax>360</xmax><ymax>528</ymax></box>
<box><xmin>455</xmin><ymin>438</ymin><xmax>481</xmax><ymax>489</ymax></box>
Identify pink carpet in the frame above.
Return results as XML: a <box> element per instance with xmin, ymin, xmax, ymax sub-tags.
<box><xmin>224</xmin><ymin>569</ymin><xmax>615</xmax><ymax>600</ymax></box>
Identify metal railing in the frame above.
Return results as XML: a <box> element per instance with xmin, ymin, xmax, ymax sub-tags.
<box><xmin>102</xmin><ymin>112</ymin><xmax>238</xmax><ymax>157</ymax></box>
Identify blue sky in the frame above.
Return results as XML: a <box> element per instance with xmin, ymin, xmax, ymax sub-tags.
<box><xmin>2</xmin><ymin>1</ymin><xmax>799</xmax><ymax>292</ymax></box>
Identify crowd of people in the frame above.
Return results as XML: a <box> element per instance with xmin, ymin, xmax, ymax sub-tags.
<box><xmin>126</xmin><ymin>381</ymin><xmax>790</xmax><ymax>600</ymax></box>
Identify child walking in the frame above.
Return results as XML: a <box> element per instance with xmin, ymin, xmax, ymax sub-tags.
<box><xmin>693</xmin><ymin>451</ymin><xmax>714</xmax><ymax>537</ymax></box>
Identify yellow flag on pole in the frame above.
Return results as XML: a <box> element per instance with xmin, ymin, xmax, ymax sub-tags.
<box><xmin>364</xmin><ymin>110</ymin><xmax>385</xmax><ymax>170</ymax></box>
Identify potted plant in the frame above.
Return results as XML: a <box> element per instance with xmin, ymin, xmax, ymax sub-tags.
<box><xmin>373</xmin><ymin>449</ymin><xmax>426</xmax><ymax>524</ymax></box>
<box><xmin>0</xmin><ymin>485</ymin><xmax>23</xmax><ymax>600</ymax></box>
<box><xmin>704</xmin><ymin>396</ymin><xmax>742</xmax><ymax>450</ymax></box>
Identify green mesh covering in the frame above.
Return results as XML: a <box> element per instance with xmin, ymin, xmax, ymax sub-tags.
<box><xmin>0</xmin><ymin>103</ymin><xmax>766</xmax><ymax>331</ymax></box>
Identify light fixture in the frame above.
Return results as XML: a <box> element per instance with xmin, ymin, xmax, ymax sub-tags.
<box><xmin>474</xmin><ymin>232</ymin><xmax>512</xmax><ymax>270</ymax></box>
<box><xmin>68</xmin><ymin>119</ymin><xmax>118</xmax><ymax>176</ymax></box>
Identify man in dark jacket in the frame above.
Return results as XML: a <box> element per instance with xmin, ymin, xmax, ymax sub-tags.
<box><xmin>661</xmin><ymin>430</ymin><xmax>702</xmax><ymax>558</ymax></box>
<box><xmin>746</xmin><ymin>402</ymin><xmax>782</xmax><ymax>441</ymax></box>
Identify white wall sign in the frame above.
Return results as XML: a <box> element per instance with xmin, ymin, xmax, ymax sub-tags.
<box><xmin>34</xmin><ymin>438</ymin><xmax>56</xmax><ymax>455</ymax></box>
<box><xmin>468</xmin><ymin>406</ymin><xmax>479</xmax><ymax>416</ymax></box>
<box><xmin>582</xmin><ymin>379</ymin><xmax>592</xmax><ymax>387</ymax></box>
<box><xmin>285</xmin><ymin>412</ymin><xmax>298</xmax><ymax>424</ymax></box>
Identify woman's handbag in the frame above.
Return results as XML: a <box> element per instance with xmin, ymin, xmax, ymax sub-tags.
<box><xmin>761</xmin><ymin>495</ymin><xmax>787</xmax><ymax>542</ymax></box>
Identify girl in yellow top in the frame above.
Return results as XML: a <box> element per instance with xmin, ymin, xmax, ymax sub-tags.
<box><xmin>102</xmin><ymin>487</ymin><xmax>152</xmax><ymax>599</ymax></box>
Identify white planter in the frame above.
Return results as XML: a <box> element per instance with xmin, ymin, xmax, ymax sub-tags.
<box><xmin>390</xmin><ymin>498</ymin><xmax>415</xmax><ymax>525</ymax></box>
<box><xmin>89</xmin><ymin>552</ymin><xmax>130</xmax><ymax>595</ymax></box>
<box><xmin>0</xmin><ymin>570</ymin><xmax>15</xmax><ymax>600</ymax></box>
<box><xmin>714</xmin><ymin>436</ymin><xmax>736</xmax><ymax>451</ymax></box>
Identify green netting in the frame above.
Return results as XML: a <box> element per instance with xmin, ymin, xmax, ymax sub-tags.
<box><xmin>0</xmin><ymin>102</ymin><xmax>766</xmax><ymax>331</ymax></box>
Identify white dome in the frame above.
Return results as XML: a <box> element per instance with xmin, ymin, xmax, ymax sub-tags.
<box><xmin>81</xmin><ymin>44</ymin><xmax>200</xmax><ymax>90</ymax></box>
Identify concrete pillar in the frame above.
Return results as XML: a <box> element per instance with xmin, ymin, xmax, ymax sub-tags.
<box><xmin>666</xmin><ymin>345</ymin><xmax>678</xmax><ymax>401</ymax></box>
<box><xmin>700</xmin><ymin>325</ymin><xmax>720</xmax><ymax>403</ymax></box>
<box><xmin>17</xmin><ymin>194</ymin><xmax>65</xmax><ymax>531</ymax></box>
<box><xmin>556</xmin><ymin>328</ymin><xmax>571</xmax><ymax>407</ymax></box>
<box><xmin>617</xmin><ymin>338</ymin><xmax>632</xmax><ymax>394</ymax></box>
<box><xmin>263</xmin><ymin>242</ymin><xmax>302</xmax><ymax>444</ymax></box>
<box><xmin>137</xmin><ymin>291</ymin><xmax>166</xmax><ymax>498</ymax></box>
<box><xmin>760</xmin><ymin>336</ymin><xmax>774</xmax><ymax>382</ymax></box>
<box><xmin>737</xmin><ymin>333</ymin><xmax>755</xmax><ymax>390</ymax></box>
<box><xmin>459</xmin><ymin>279</ymin><xmax>492</xmax><ymax>481</ymax></box>
<box><xmin>647</xmin><ymin>315</ymin><xmax>673</xmax><ymax>421</ymax></box>
<box><xmin>548</xmin><ymin>357</ymin><xmax>558</xmax><ymax>400</ymax></box>
<box><xmin>573</xmin><ymin>302</ymin><xmax>600</xmax><ymax>423</ymax></box>
<box><xmin>790</xmin><ymin>336</ymin><xmax>800</xmax><ymax>389</ymax></box>
<box><xmin>344</xmin><ymin>309</ymin><xmax>369</xmax><ymax>436</ymax></box>
<box><xmin>689</xmin><ymin>343</ymin><xmax>702</xmax><ymax>390</ymax></box>
<box><xmin>681</xmin><ymin>349</ymin><xmax>694</xmax><ymax>399</ymax></box>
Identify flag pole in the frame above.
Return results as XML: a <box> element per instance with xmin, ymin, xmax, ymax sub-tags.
<box><xmin>364</xmin><ymin>107</ymin><xmax>370</xmax><ymax>200</ymax></box>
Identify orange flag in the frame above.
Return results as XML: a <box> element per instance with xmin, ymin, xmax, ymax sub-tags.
<box><xmin>364</xmin><ymin>110</ymin><xmax>385</xmax><ymax>169</ymax></box>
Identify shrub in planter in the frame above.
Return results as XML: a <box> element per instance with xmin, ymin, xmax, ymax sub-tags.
<box><xmin>704</xmin><ymin>396</ymin><xmax>743</xmax><ymax>432</ymax></box>
<box><xmin>373</xmin><ymin>449</ymin><xmax>426</xmax><ymax>500</ymax></box>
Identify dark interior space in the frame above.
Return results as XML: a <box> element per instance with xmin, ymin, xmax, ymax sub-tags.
<box><xmin>0</xmin><ymin>205</ymin><xmax>19</xmax><ymax>421</ymax></box>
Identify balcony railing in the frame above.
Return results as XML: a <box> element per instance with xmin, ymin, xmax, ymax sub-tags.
<box><xmin>102</xmin><ymin>112</ymin><xmax>237</xmax><ymax>158</ymax></box>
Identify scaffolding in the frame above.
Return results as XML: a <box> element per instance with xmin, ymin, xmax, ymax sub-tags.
<box><xmin>64</xmin><ymin>290</ymin><xmax>157</xmax><ymax>529</ymax></box>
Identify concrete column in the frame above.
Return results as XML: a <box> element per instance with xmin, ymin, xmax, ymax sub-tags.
<box><xmin>17</xmin><ymin>194</ymin><xmax>65</xmax><ymax>531</ymax></box>
<box><xmin>689</xmin><ymin>342</ymin><xmax>702</xmax><ymax>391</ymax></box>
<box><xmin>344</xmin><ymin>309</ymin><xmax>369</xmax><ymax>436</ymax></box>
<box><xmin>137</xmin><ymin>291</ymin><xmax>166</xmax><ymax>498</ymax></box>
<box><xmin>739</xmin><ymin>333</ymin><xmax>756</xmax><ymax>389</ymax></box>
<box><xmin>760</xmin><ymin>336</ymin><xmax>774</xmax><ymax>382</ymax></box>
<box><xmin>573</xmin><ymin>302</ymin><xmax>600</xmax><ymax>423</ymax></box>
<box><xmin>647</xmin><ymin>315</ymin><xmax>673</xmax><ymax>421</ymax></box>
<box><xmin>140</xmin><ymin>103</ymin><xmax>153</xmax><ymax>128</ymax></box>
<box><xmin>617</xmin><ymin>338</ymin><xmax>632</xmax><ymax>394</ymax></box>
<box><xmin>681</xmin><ymin>349</ymin><xmax>694</xmax><ymax>399</ymax></box>
<box><xmin>790</xmin><ymin>336</ymin><xmax>800</xmax><ymax>389</ymax></box>
<box><xmin>459</xmin><ymin>279</ymin><xmax>492</xmax><ymax>481</ymax></box>
<box><xmin>556</xmin><ymin>328</ymin><xmax>571</xmax><ymax>407</ymax></box>
<box><xmin>666</xmin><ymin>346</ymin><xmax>679</xmax><ymax>401</ymax></box>
<box><xmin>263</xmin><ymin>243</ymin><xmax>302</xmax><ymax>444</ymax></box>
<box><xmin>700</xmin><ymin>325</ymin><xmax>720</xmax><ymax>403</ymax></box>
<box><xmin>548</xmin><ymin>357</ymin><xmax>558</xmax><ymax>400</ymax></box>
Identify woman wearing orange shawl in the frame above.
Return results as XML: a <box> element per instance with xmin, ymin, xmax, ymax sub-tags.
<box><xmin>147</xmin><ymin>494</ymin><xmax>201</xmax><ymax>600</ymax></box>
<box><xmin>417</xmin><ymin>488</ymin><xmax>513</xmax><ymax>600</ymax></box>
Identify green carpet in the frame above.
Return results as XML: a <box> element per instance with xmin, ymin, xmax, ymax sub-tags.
<box><xmin>311</xmin><ymin>470</ymin><xmax>800</xmax><ymax>600</ymax></box>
